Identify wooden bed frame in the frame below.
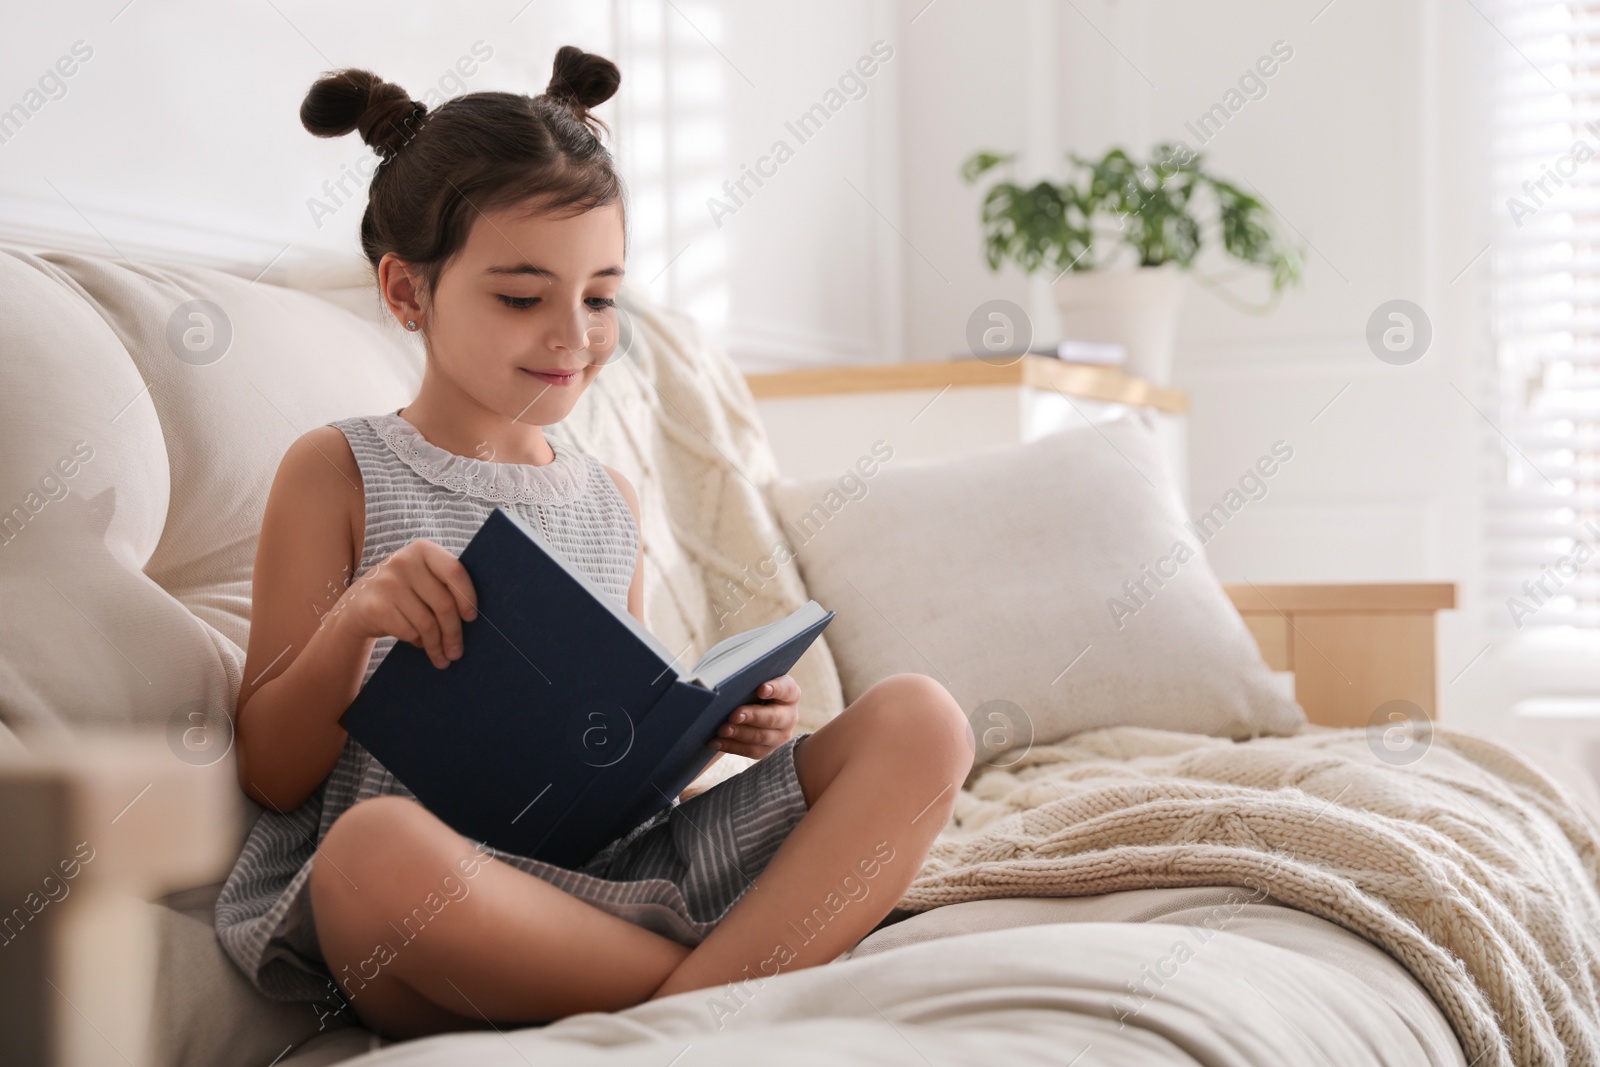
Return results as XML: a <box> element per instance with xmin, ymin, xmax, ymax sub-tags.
<box><xmin>1225</xmin><ymin>582</ymin><xmax>1456</xmax><ymax>728</ymax></box>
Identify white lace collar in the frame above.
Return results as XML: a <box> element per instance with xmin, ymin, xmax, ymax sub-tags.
<box><xmin>368</xmin><ymin>410</ymin><xmax>590</xmax><ymax>506</ymax></box>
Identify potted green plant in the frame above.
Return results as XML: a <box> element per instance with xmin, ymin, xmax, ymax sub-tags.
<box><xmin>960</xmin><ymin>142</ymin><xmax>1304</xmax><ymax>383</ymax></box>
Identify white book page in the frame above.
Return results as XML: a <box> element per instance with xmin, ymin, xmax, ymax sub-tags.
<box><xmin>692</xmin><ymin>618</ymin><xmax>779</xmax><ymax>670</ymax></box>
<box><xmin>687</xmin><ymin>601</ymin><xmax>827</xmax><ymax>688</ymax></box>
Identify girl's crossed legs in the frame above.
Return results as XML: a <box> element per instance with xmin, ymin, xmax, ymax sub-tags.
<box><xmin>309</xmin><ymin>672</ymin><xmax>973</xmax><ymax>1039</ymax></box>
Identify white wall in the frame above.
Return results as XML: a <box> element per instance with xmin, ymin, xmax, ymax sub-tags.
<box><xmin>614</xmin><ymin>0</ymin><xmax>903</xmax><ymax>368</ymax></box>
<box><xmin>0</xmin><ymin>0</ymin><xmax>902</xmax><ymax>367</ymax></box>
<box><xmin>1151</xmin><ymin>1</ymin><xmax>1500</xmax><ymax>730</ymax></box>
<box><xmin>0</xmin><ymin>4</ymin><xmax>594</xmax><ymax>274</ymax></box>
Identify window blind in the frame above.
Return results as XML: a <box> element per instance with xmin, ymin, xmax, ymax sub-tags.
<box><xmin>1490</xmin><ymin>0</ymin><xmax>1600</xmax><ymax>631</ymax></box>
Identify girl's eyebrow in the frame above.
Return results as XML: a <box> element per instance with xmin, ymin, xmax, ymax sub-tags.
<box><xmin>483</xmin><ymin>264</ymin><xmax>626</xmax><ymax>279</ymax></box>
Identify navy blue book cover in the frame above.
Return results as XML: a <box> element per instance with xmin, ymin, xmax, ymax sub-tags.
<box><xmin>338</xmin><ymin>506</ymin><xmax>832</xmax><ymax>869</ymax></box>
<box><xmin>532</xmin><ymin>607</ymin><xmax>835</xmax><ymax>869</ymax></box>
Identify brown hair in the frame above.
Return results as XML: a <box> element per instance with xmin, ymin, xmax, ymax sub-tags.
<box><xmin>299</xmin><ymin>46</ymin><xmax>624</xmax><ymax>312</ymax></box>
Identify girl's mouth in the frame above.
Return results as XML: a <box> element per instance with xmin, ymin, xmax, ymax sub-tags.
<box><xmin>520</xmin><ymin>368</ymin><xmax>578</xmax><ymax>386</ymax></box>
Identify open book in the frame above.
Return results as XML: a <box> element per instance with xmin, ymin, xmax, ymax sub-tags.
<box><xmin>339</xmin><ymin>506</ymin><xmax>834</xmax><ymax>869</ymax></box>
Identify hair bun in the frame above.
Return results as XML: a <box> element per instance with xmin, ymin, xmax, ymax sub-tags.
<box><xmin>544</xmin><ymin>45</ymin><xmax>620</xmax><ymax>122</ymax></box>
<box><xmin>300</xmin><ymin>68</ymin><xmax>427</xmax><ymax>158</ymax></box>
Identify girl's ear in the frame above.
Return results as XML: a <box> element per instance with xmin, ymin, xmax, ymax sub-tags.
<box><xmin>378</xmin><ymin>252</ymin><xmax>426</xmax><ymax>330</ymax></box>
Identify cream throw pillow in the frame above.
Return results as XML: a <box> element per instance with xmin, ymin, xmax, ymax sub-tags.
<box><xmin>764</xmin><ymin>412</ymin><xmax>1304</xmax><ymax>759</ymax></box>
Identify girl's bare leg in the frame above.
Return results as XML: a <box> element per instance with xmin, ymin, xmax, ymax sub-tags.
<box><xmin>308</xmin><ymin>672</ymin><xmax>970</xmax><ymax>1037</ymax></box>
<box><xmin>309</xmin><ymin>795</ymin><xmax>693</xmax><ymax>1039</ymax></box>
<box><xmin>647</xmin><ymin>672</ymin><xmax>972</xmax><ymax>1000</ymax></box>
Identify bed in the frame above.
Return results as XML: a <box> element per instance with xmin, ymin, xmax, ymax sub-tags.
<box><xmin>282</xmin><ymin>718</ymin><xmax>1600</xmax><ymax>1067</ymax></box>
<box><xmin>2</xmin><ymin>242</ymin><xmax>1597</xmax><ymax>1067</ymax></box>
<box><xmin>301</xmin><ymin>893</ymin><xmax>1469</xmax><ymax>1066</ymax></box>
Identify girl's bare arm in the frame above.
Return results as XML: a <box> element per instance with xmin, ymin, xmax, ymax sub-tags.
<box><xmin>235</xmin><ymin>427</ymin><xmax>374</xmax><ymax>813</ymax></box>
<box><xmin>239</xmin><ymin>427</ymin><xmax>475</xmax><ymax>814</ymax></box>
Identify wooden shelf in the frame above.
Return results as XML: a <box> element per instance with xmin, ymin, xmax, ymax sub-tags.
<box><xmin>744</xmin><ymin>355</ymin><xmax>1189</xmax><ymax>414</ymax></box>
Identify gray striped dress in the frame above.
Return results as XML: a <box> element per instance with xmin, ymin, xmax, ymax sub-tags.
<box><xmin>214</xmin><ymin>409</ymin><xmax>812</xmax><ymax>1006</ymax></box>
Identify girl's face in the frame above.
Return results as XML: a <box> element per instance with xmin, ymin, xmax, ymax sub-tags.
<box><xmin>423</xmin><ymin>199</ymin><xmax>626</xmax><ymax>427</ymax></box>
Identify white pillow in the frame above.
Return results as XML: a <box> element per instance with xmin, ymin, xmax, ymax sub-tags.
<box><xmin>764</xmin><ymin>412</ymin><xmax>1304</xmax><ymax>760</ymax></box>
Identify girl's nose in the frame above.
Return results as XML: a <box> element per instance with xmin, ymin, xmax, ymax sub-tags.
<box><xmin>569</xmin><ymin>306</ymin><xmax>621</xmax><ymax>365</ymax></box>
<box><xmin>547</xmin><ymin>302</ymin><xmax>593</xmax><ymax>358</ymax></box>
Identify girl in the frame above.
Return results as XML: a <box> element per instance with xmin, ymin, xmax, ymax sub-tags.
<box><xmin>213</xmin><ymin>46</ymin><xmax>972</xmax><ymax>1041</ymax></box>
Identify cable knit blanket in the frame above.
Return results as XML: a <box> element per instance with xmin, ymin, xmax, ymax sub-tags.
<box><xmin>894</xmin><ymin>724</ymin><xmax>1600</xmax><ymax>1067</ymax></box>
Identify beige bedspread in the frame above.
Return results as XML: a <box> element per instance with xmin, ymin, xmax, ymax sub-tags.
<box><xmin>313</xmin><ymin>907</ymin><xmax>1465</xmax><ymax>1066</ymax></box>
<box><xmin>894</xmin><ymin>723</ymin><xmax>1600</xmax><ymax>1067</ymax></box>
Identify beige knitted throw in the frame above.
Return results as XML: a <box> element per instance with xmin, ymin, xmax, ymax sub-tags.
<box><xmin>895</xmin><ymin>723</ymin><xmax>1600</xmax><ymax>1067</ymax></box>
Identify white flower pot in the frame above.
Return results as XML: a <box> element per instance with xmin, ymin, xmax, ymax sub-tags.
<box><xmin>1050</xmin><ymin>265</ymin><xmax>1188</xmax><ymax>384</ymax></box>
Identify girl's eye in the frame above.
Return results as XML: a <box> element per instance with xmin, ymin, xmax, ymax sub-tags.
<box><xmin>498</xmin><ymin>296</ymin><xmax>615</xmax><ymax>311</ymax></box>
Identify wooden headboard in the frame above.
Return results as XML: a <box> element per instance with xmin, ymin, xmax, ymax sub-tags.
<box><xmin>1224</xmin><ymin>583</ymin><xmax>1457</xmax><ymax>729</ymax></box>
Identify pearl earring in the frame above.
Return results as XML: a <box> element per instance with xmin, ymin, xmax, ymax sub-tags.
<box><xmin>405</xmin><ymin>320</ymin><xmax>418</xmax><ymax>331</ymax></box>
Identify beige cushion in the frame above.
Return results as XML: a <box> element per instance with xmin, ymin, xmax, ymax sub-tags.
<box><xmin>765</xmin><ymin>411</ymin><xmax>1304</xmax><ymax>758</ymax></box>
<box><xmin>68</xmin><ymin>259</ymin><xmax>424</xmax><ymax>679</ymax></box>
<box><xmin>0</xmin><ymin>249</ymin><xmax>178</xmax><ymax>743</ymax></box>
<box><xmin>0</xmin><ymin>246</ymin><xmax>422</xmax><ymax>860</ymax></box>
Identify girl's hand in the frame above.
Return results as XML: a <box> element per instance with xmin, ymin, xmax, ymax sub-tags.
<box><xmin>713</xmin><ymin>675</ymin><xmax>800</xmax><ymax>760</ymax></box>
<box><xmin>323</xmin><ymin>538</ymin><xmax>479</xmax><ymax>670</ymax></box>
